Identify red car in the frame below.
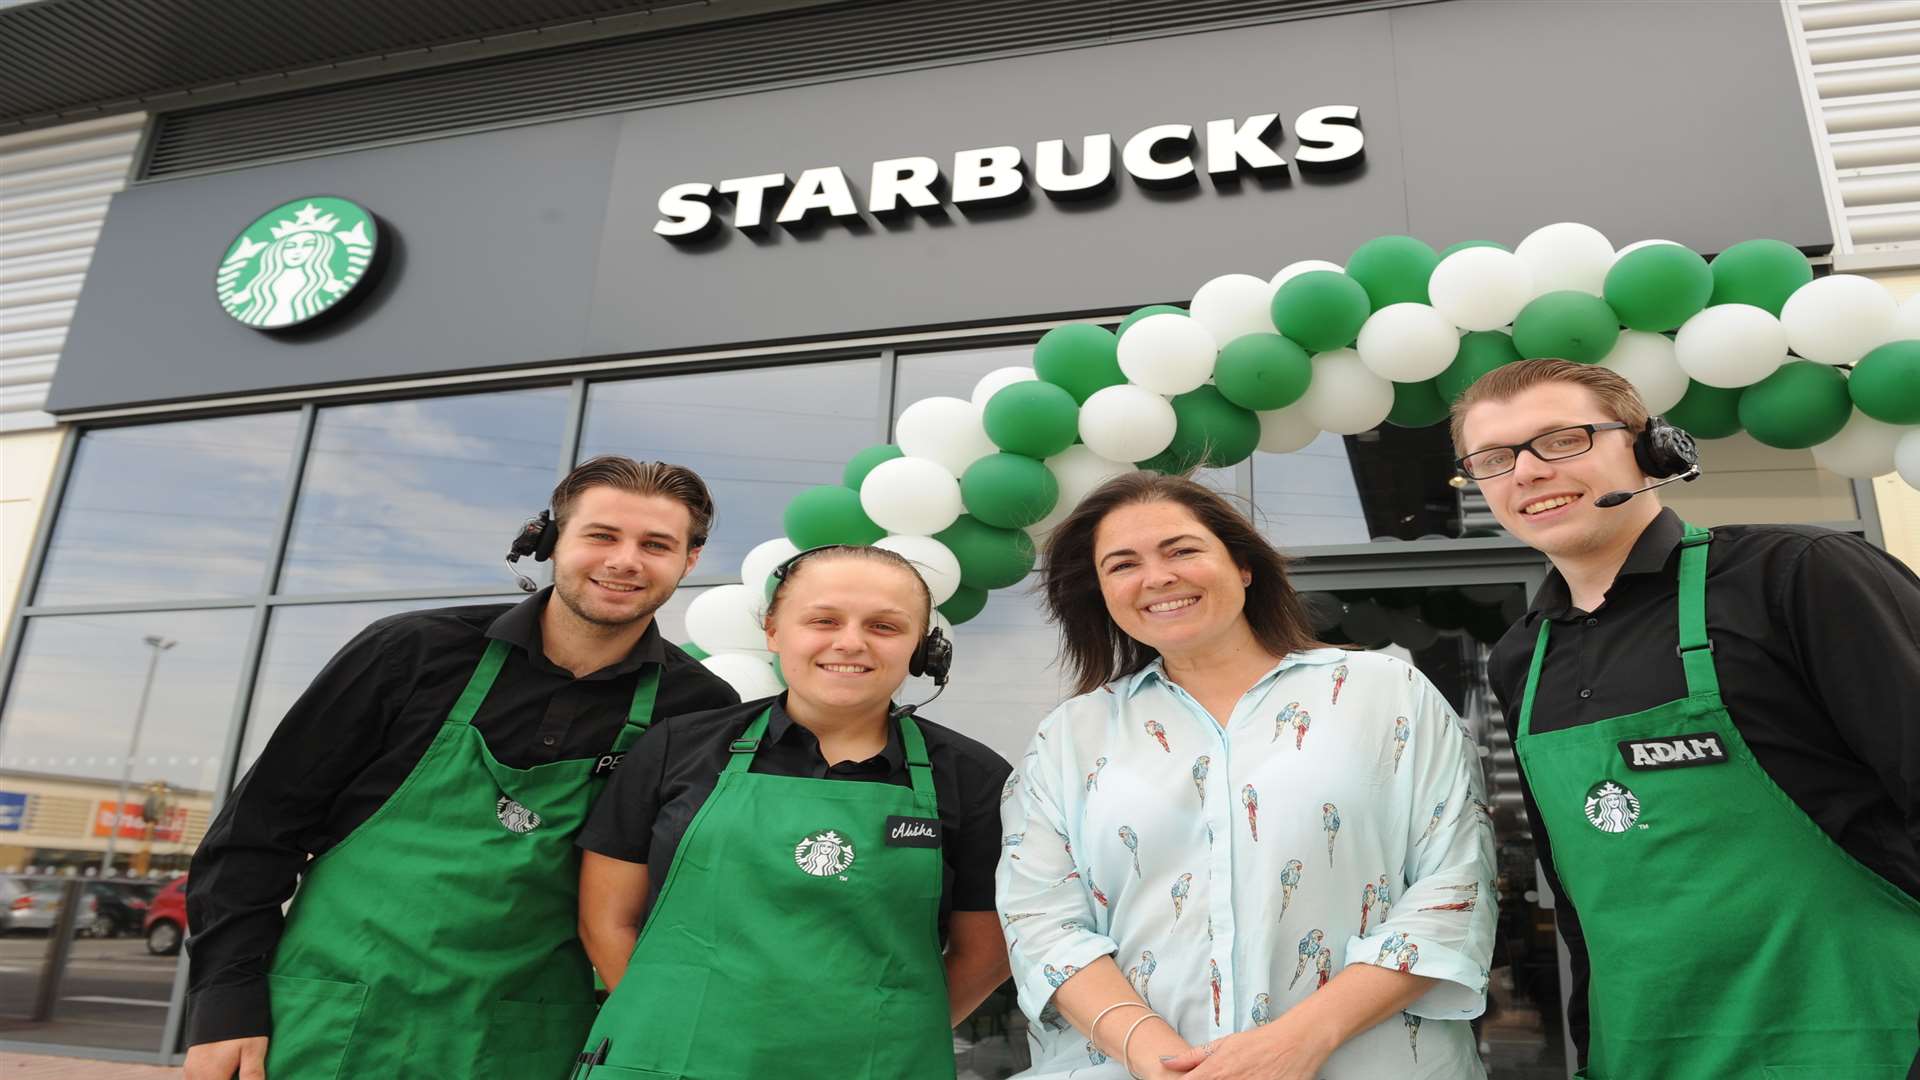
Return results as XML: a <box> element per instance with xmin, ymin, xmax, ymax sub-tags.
<box><xmin>143</xmin><ymin>876</ymin><xmax>186</xmax><ymax>956</ymax></box>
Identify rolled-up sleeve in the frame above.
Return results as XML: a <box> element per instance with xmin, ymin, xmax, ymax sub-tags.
<box><xmin>996</xmin><ymin>709</ymin><xmax>1120</xmax><ymax>1020</ymax></box>
<box><xmin>1343</xmin><ymin>675</ymin><xmax>1497</xmax><ymax>1019</ymax></box>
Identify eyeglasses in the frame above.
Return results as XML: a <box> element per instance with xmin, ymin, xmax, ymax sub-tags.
<box><xmin>1454</xmin><ymin>422</ymin><xmax>1628</xmax><ymax>480</ymax></box>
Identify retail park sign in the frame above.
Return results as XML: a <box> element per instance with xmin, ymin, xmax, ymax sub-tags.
<box><xmin>653</xmin><ymin>106</ymin><xmax>1363</xmax><ymax>241</ymax></box>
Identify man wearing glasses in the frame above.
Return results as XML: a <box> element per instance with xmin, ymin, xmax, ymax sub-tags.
<box><xmin>1452</xmin><ymin>359</ymin><xmax>1920</xmax><ymax>1080</ymax></box>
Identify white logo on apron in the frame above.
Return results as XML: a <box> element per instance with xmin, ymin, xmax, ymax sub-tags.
<box><xmin>496</xmin><ymin>796</ymin><xmax>541</xmax><ymax>834</ymax></box>
<box><xmin>794</xmin><ymin>829</ymin><xmax>855</xmax><ymax>877</ymax></box>
<box><xmin>1583</xmin><ymin>781</ymin><xmax>1641</xmax><ymax>833</ymax></box>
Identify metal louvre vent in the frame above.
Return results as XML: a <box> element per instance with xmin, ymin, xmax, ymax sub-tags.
<box><xmin>1792</xmin><ymin>0</ymin><xmax>1920</xmax><ymax>252</ymax></box>
<box><xmin>144</xmin><ymin>0</ymin><xmax>1435</xmax><ymax>180</ymax></box>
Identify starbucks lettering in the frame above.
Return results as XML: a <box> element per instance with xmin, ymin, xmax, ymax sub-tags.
<box><xmin>653</xmin><ymin>105</ymin><xmax>1363</xmax><ymax>240</ymax></box>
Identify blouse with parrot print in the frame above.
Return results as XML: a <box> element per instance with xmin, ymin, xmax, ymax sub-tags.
<box><xmin>996</xmin><ymin>648</ymin><xmax>1496</xmax><ymax>1079</ymax></box>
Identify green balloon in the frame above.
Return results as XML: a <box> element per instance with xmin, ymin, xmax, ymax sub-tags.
<box><xmin>983</xmin><ymin>380</ymin><xmax>1079</xmax><ymax>459</ymax></box>
<box><xmin>1512</xmin><ymin>291</ymin><xmax>1621</xmax><ymax>364</ymax></box>
<box><xmin>1137</xmin><ymin>386</ymin><xmax>1262</xmax><ymax>472</ymax></box>
<box><xmin>938</xmin><ymin>583</ymin><xmax>989</xmax><ymax>626</ymax></box>
<box><xmin>961</xmin><ymin>453</ymin><xmax>1060</xmax><ymax>530</ymax></box>
<box><xmin>1435</xmin><ymin>330</ymin><xmax>1522</xmax><ymax>402</ymax></box>
<box><xmin>782</xmin><ymin>484</ymin><xmax>885</xmax><ymax>548</ymax></box>
<box><xmin>1270</xmin><ymin>271</ymin><xmax>1371</xmax><ymax>352</ymax></box>
<box><xmin>1708</xmin><ymin>239</ymin><xmax>1813</xmax><ymax>316</ymax></box>
<box><xmin>935</xmin><ymin>515</ymin><xmax>1037</xmax><ymax>590</ymax></box>
<box><xmin>1441</xmin><ymin>240</ymin><xmax>1509</xmax><ymax>257</ymax></box>
<box><xmin>1213</xmin><ymin>333</ymin><xmax>1312</xmax><ymax>411</ymax></box>
<box><xmin>842</xmin><ymin>444</ymin><xmax>904</xmax><ymax>489</ymax></box>
<box><xmin>1117</xmin><ymin>304</ymin><xmax>1187</xmax><ymax>340</ymax></box>
<box><xmin>1664</xmin><ymin>380</ymin><xmax>1745</xmax><ymax>439</ymax></box>
<box><xmin>1386</xmin><ymin>379</ymin><xmax>1449</xmax><ymax>428</ymax></box>
<box><xmin>679</xmin><ymin>641</ymin><xmax>710</xmax><ymax>661</ymax></box>
<box><xmin>1739</xmin><ymin>361</ymin><xmax>1852</xmax><ymax>449</ymax></box>
<box><xmin>1604</xmin><ymin>244</ymin><xmax>1712</xmax><ymax>332</ymax></box>
<box><xmin>1346</xmin><ymin>234</ymin><xmax>1440</xmax><ymax>309</ymax></box>
<box><xmin>1033</xmin><ymin>323</ymin><xmax>1124</xmax><ymax>405</ymax></box>
<box><xmin>1849</xmin><ymin>339</ymin><xmax>1920</xmax><ymax>424</ymax></box>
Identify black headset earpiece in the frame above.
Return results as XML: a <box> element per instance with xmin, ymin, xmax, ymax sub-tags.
<box><xmin>910</xmin><ymin>626</ymin><xmax>953</xmax><ymax>686</ymax></box>
<box><xmin>504</xmin><ymin>510</ymin><xmax>557</xmax><ymax>592</ymax></box>
<box><xmin>1634</xmin><ymin>417</ymin><xmax>1700</xmax><ymax>480</ymax></box>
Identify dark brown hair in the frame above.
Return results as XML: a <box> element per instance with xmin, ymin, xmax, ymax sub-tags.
<box><xmin>764</xmin><ymin>545</ymin><xmax>934</xmax><ymax>631</ymax></box>
<box><xmin>550</xmin><ymin>455</ymin><xmax>716</xmax><ymax>548</ymax></box>
<box><xmin>1041</xmin><ymin>472</ymin><xmax>1326</xmax><ymax>695</ymax></box>
<box><xmin>1449</xmin><ymin>358</ymin><xmax>1650</xmax><ymax>454</ymax></box>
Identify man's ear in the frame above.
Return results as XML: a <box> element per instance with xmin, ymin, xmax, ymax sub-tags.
<box><xmin>681</xmin><ymin>542</ymin><xmax>703</xmax><ymax>578</ymax></box>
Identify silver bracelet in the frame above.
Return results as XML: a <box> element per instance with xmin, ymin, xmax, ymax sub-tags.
<box><xmin>1119</xmin><ymin>1010</ymin><xmax>1165</xmax><ymax>1080</ymax></box>
<box><xmin>1088</xmin><ymin>999</ymin><xmax>1149</xmax><ymax>1037</ymax></box>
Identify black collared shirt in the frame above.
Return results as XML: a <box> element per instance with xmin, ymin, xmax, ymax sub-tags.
<box><xmin>185</xmin><ymin>588</ymin><xmax>738</xmax><ymax>1047</ymax></box>
<box><xmin>1487</xmin><ymin>508</ymin><xmax>1920</xmax><ymax>1063</ymax></box>
<box><xmin>577</xmin><ymin>694</ymin><xmax>1012</xmax><ymax>927</ymax></box>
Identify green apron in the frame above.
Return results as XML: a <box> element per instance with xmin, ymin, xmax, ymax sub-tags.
<box><xmin>1515</xmin><ymin>524</ymin><xmax>1920</xmax><ymax>1078</ymax></box>
<box><xmin>264</xmin><ymin>638</ymin><xmax>659</xmax><ymax>1079</ymax></box>
<box><xmin>576</xmin><ymin>705</ymin><xmax>954</xmax><ymax>1079</ymax></box>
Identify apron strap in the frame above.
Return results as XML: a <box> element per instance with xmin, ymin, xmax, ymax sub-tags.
<box><xmin>723</xmin><ymin>707</ymin><xmax>775</xmax><ymax>773</ymax></box>
<box><xmin>610</xmin><ymin>666</ymin><xmax>662</xmax><ymax>754</ymax></box>
<box><xmin>1676</xmin><ymin>524</ymin><xmax>1719</xmax><ymax>699</ymax></box>
<box><xmin>451</xmin><ymin>640</ymin><xmax>511</xmax><ymax>728</ymax></box>
<box><xmin>896</xmin><ymin>713</ymin><xmax>939</xmax><ymax>812</ymax></box>
<box><xmin>1517</xmin><ymin>620</ymin><xmax>1551</xmax><ymax>739</ymax></box>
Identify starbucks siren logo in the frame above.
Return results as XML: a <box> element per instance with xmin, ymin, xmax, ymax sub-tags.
<box><xmin>1583</xmin><ymin>780</ymin><xmax>1642</xmax><ymax>833</ymax></box>
<box><xmin>794</xmin><ymin>829</ymin><xmax>855</xmax><ymax>878</ymax></box>
<box><xmin>216</xmin><ymin>197</ymin><xmax>378</xmax><ymax>329</ymax></box>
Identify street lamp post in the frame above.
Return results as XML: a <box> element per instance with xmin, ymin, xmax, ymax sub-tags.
<box><xmin>100</xmin><ymin>635</ymin><xmax>176</xmax><ymax>876</ymax></box>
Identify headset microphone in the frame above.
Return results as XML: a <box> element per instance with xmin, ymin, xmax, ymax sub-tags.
<box><xmin>505</xmin><ymin>510</ymin><xmax>558</xmax><ymax>592</ymax></box>
<box><xmin>1595</xmin><ymin>417</ymin><xmax>1702</xmax><ymax>509</ymax></box>
<box><xmin>1595</xmin><ymin>466</ymin><xmax>1701</xmax><ymax>508</ymax></box>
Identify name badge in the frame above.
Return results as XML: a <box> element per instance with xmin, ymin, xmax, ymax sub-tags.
<box><xmin>591</xmin><ymin>753</ymin><xmax>624</xmax><ymax>778</ymax></box>
<box><xmin>885</xmin><ymin>816</ymin><xmax>942</xmax><ymax>848</ymax></box>
<box><xmin>1618</xmin><ymin>732</ymin><xmax>1730</xmax><ymax>771</ymax></box>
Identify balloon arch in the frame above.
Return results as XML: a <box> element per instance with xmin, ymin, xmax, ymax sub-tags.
<box><xmin>684</xmin><ymin>222</ymin><xmax>1920</xmax><ymax>696</ymax></box>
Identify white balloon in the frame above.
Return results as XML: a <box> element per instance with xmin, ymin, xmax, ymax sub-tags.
<box><xmin>1117</xmin><ymin>313</ymin><xmax>1218</xmax><ymax>395</ymax></box>
<box><xmin>685</xmin><ymin>584</ymin><xmax>768</xmax><ymax>654</ymax></box>
<box><xmin>895</xmin><ymin>396</ymin><xmax>995</xmax><ymax>477</ymax></box>
<box><xmin>1673</xmin><ymin>304</ymin><xmax>1788</xmax><ymax>388</ymax></box>
<box><xmin>1814</xmin><ymin>410</ymin><xmax>1907</xmax><ymax>479</ymax></box>
<box><xmin>1611</xmin><ymin>239</ymin><xmax>1683</xmax><ymax>263</ymax></box>
<box><xmin>1255</xmin><ymin>402</ymin><xmax>1320</xmax><ymax>453</ymax></box>
<box><xmin>1190</xmin><ymin>273</ymin><xmax>1278</xmax><ymax>346</ymax></box>
<box><xmin>738</xmin><ymin>537</ymin><xmax>800</xmax><ymax>615</ymax></box>
<box><xmin>1600</xmin><ymin>331</ymin><xmax>1690</xmax><ymax>414</ymax></box>
<box><xmin>1779</xmin><ymin>274</ymin><xmax>1898</xmax><ymax>366</ymax></box>
<box><xmin>1269</xmin><ymin>259</ymin><xmax>1344</xmax><ymax>296</ymax></box>
<box><xmin>970</xmin><ymin>366</ymin><xmax>1039</xmax><ymax>412</ymax></box>
<box><xmin>1514</xmin><ymin>221</ymin><xmax>1615</xmax><ymax>297</ymax></box>
<box><xmin>702</xmin><ymin>651</ymin><xmax>784</xmax><ymax>700</ymax></box>
<box><xmin>1027</xmin><ymin>444</ymin><xmax>1132</xmax><ymax>538</ymax></box>
<box><xmin>1895</xmin><ymin>294</ymin><xmax>1920</xmax><ymax>341</ymax></box>
<box><xmin>859</xmin><ymin>456</ymin><xmax>963</xmax><ymax>536</ymax></box>
<box><xmin>873</xmin><ymin>534</ymin><xmax>963</xmax><ymax>606</ymax></box>
<box><xmin>1079</xmin><ymin>384</ymin><xmax>1177</xmax><ymax>462</ymax></box>
<box><xmin>1428</xmin><ymin>247</ymin><xmax>1535</xmax><ymax>331</ymax></box>
<box><xmin>1356</xmin><ymin>303</ymin><xmax>1460</xmax><ymax>381</ymax></box>
<box><xmin>1896</xmin><ymin>428</ymin><xmax>1920</xmax><ymax>490</ymax></box>
<box><xmin>1299</xmin><ymin>349</ymin><xmax>1395</xmax><ymax>435</ymax></box>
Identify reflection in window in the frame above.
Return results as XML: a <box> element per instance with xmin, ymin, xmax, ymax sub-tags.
<box><xmin>579</xmin><ymin>359</ymin><xmax>884</xmax><ymax>582</ymax></box>
<box><xmin>279</xmin><ymin>389</ymin><xmax>569</xmax><ymax>594</ymax></box>
<box><xmin>1254</xmin><ymin>424</ymin><xmax>1468</xmax><ymax>548</ymax></box>
<box><xmin>239</xmin><ymin>596</ymin><xmax>516</xmax><ymax>775</ymax></box>
<box><xmin>35</xmin><ymin>413</ymin><xmax>298</xmax><ymax>606</ymax></box>
<box><xmin>898</xmin><ymin>578</ymin><xmax>1066</xmax><ymax>770</ymax></box>
<box><xmin>0</xmin><ymin>609</ymin><xmax>251</xmax><ymax>875</ymax></box>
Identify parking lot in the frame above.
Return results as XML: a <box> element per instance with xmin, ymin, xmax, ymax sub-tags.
<box><xmin>0</xmin><ymin>935</ymin><xmax>177</xmax><ymax>1054</ymax></box>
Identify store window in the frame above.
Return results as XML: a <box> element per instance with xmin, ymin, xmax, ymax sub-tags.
<box><xmin>279</xmin><ymin>388</ymin><xmax>570</xmax><ymax>595</ymax></box>
<box><xmin>34</xmin><ymin>413</ymin><xmax>299</xmax><ymax>606</ymax></box>
<box><xmin>579</xmin><ymin>358</ymin><xmax>885</xmax><ymax>582</ymax></box>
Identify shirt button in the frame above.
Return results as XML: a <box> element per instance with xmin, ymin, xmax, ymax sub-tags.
<box><xmin>542</xmin><ymin>735</ymin><xmax>558</xmax><ymax>747</ymax></box>
<box><xmin>1578</xmin><ymin>689</ymin><xmax>1593</xmax><ymax>700</ymax></box>
<box><xmin>1584</xmin><ymin>617</ymin><xmax>1598</xmax><ymax>627</ymax></box>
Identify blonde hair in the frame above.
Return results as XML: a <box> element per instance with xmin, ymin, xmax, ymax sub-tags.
<box><xmin>1449</xmin><ymin>359</ymin><xmax>1650</xmax><ymax>453</ymax></box>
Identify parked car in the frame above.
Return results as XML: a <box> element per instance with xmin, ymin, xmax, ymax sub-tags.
<box><xmin>84</xmin><ymin>881</ymin><xmax>157</xmax><ymax>938</ymax></box>
<box><xmin>144</xmin><ymin>876</ymin><xmax>187</xmax><ymax>956</ymax></box>
<box><xmin>0</xmin><ymin>875</ymin><xmax>98</xmax><ymax>935</ymax></box>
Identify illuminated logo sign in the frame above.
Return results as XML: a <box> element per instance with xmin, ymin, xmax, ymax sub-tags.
<box><xmin>216</xmin><ymin>196</ymin><xmax>382</xmax><ymax>329</ymax></box>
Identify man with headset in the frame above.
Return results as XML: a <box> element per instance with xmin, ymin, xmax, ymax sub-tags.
<box><xmin>183</xmin><ymin>455</ymin><xmax>740</xmax><ymax>1080</ymax></box>
<box><xmin>1452</xmin><ymin>360</ymin><xmax>1920</xmax><ymax>1079</ymax></box>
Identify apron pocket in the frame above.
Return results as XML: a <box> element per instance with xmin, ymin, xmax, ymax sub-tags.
<box><xmin>580</xmin><ymin>1067</ymin><xmax>683</xmax><ymax>1079</ymax></box>
<box><xmin>475</xmin><ymin>999</ymin><xmax>600</xmax><ymax>1080</ymax></box>
<box><xmin>595</xmin><ymin>962</ymin><xmax>710</xmax><ymax>1074</ymax></box>
<box><xmin>264</xmin><ymin>973</ymin><xmax>369</xmax><ymax>1080</ymax></box>
<box><xmin>1762</xmin><ymin>1068</ymin><xmax>1909</xmax><ymax>1078</ymax></box>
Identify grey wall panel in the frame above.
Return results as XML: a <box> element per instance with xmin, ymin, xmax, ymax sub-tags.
<box><xmin>49</xmin><ymin>117</ymin><xmax>622</xmax><ymax>412</ymax></box>
<box><xmin>49</xmin><ymin>1</ymin><xmax>1828</xmax><ymax>413</ymax></box>
<box><xmin>1391</xmin><ymin>1</ymin><xmax>1832</xmax><ymax>251</ymax></box>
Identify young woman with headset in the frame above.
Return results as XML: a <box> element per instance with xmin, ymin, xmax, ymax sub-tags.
<box><xmin>573</xmin><ymin>544</ymin><xmax>1013</xmax><ymax>1079</ymax></box>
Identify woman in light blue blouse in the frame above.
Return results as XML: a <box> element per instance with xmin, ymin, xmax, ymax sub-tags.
<box><xmin>997</xmin><ymin>472</ymin><xmax>1495</xmax><ymax>1080</ymax></box>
